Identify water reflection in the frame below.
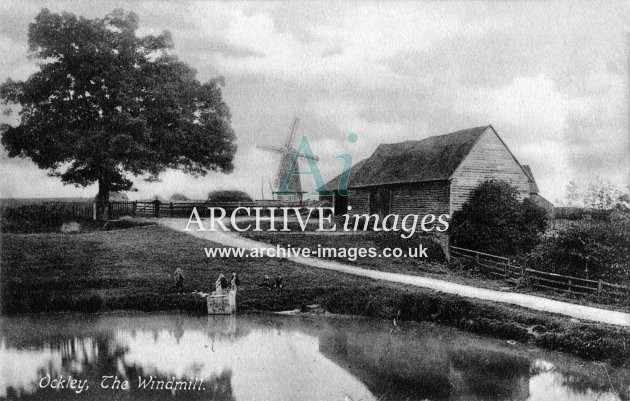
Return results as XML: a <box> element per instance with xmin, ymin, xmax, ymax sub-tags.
<box><xmin>0</xmin><ymin>313</ymin><xmax>627</xmax><ymax>401</ymax></box>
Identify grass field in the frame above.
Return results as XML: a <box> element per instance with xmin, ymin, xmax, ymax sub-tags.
<box><xmin>0</xmin><ymin>224</ymin><xmax>373</xmax><ymax>314</ymax></box>
<box><xmin>1</xmin><ymin>224</ymin><xmax>629</xmax><ymax>365</ymax></box>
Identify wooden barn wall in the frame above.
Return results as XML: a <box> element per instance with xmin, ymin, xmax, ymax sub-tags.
<box><xmin>450</xmin><ymin>130</ymin><xmax>531</xmax><ymax>213</ymax></box>
<box><xmin>345</xmin><ymin>181</ymin><xmax>450</xmax><ymax>216</ymax></box>
<box><xmin>347</xmin><ymin>189</ymin><xmax>370</xmax><ymax>214</ymax></box>
<box><xmin>390</xmin><ymin>181</ymin><xmax>450</xmax><ymax>216</ymax></box>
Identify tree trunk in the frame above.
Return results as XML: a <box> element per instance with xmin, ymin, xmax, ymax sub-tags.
<box><xmin>96</xmin><ymin>179</ymin><xmax>110</xmax><ymax>221</ymax></box>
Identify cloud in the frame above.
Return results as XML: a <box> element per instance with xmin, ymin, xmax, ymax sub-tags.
<box><xmin>0</xmin><ymin>1</ymin><xmax>627</xmax><ymax>204</ymax></box>
<box><xmin>455</xmin><ymin>74</ymin><xmax>628</xmax><ymax>201</ymax></box>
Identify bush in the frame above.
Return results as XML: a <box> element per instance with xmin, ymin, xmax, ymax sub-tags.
<box><xmin>108</xmin><ymin>191</ymin><xmax>128</xmax><ymax>201</ymax></box>
<box><xmin>207</xmin><ymin>190</ymin><xmax>253</xmax><ymax>203</ymax></box>
<box><xmin>450</xmin><ymin>180</ymin><xmax>548</xmax><ymax>256</ymax></box>
<box><xmin>169</xmin><ymin>193</ymin><xmax>190</xmax><ymax>202</ymax></box>
<box><xmin>526</xmin><ymin>217</ymin><xmax>630</xmax><ymax>283</ymax></box>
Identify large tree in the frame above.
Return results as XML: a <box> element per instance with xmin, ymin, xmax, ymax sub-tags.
<box><xmin>0</xmin><ymin>9</ymin><xmax>236</xmax><ymax>218</ymax></box>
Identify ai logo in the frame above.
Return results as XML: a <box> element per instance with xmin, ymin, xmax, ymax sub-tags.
<box><xmin>277</xmin><ymin>133</ymin><xmax>359</xmax><ymax>197</ymax></box>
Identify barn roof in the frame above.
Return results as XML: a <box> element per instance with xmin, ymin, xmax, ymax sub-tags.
<box><xmin>326</xmin><ymin>126</ymin><xmax>491</xmax><ymax>189</ymax></box>
<box><xmin>521</xmin><ymin>165</ymin><xmax>539</xmax><ymax>194</ymax></box>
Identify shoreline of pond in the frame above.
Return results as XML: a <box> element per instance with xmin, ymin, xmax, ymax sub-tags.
<box><xmin>3</xmin><ymin>285</ymin><xmax>629</xmax><ymax>368</ymax></box>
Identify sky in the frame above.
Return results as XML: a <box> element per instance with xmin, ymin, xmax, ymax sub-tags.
<box><xmin>0</xmin><ymin>1</ymin><xmax>628</xmax><ymax>203</ymax></box>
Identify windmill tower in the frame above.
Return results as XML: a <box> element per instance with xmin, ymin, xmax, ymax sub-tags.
<box><xmin>257</xmin><ymin>117</ymin><xmax>319</xmax><ymax>203</ymax></box>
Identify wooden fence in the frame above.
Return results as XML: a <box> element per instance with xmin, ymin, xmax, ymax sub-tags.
<box><xmin>551</xmin><ymin>218</ymin><xmax>605</xmax><ymax>231</ymax></box>
<box><xmin>107</xmin><ymin>201</ymin><xmax>211</xmax><ymax>219</ymax></box>
<box><xmin>1</xmin><ymin>200</ymin><xmax>316</xmax><ymax>221</ymax></box>
<box><xmin>450</xmin><ymin>246</ymin><xmax>629</xmax><ymax>302</ymax></box>
<box><xmin>0</xmin><ymin>201</ymin><xmax>96</xmax><ymax>220</ymax></box>
<box><xmin>46</xmin><ymin>201</ymin><xmax>95</xmax><ymax>220</ymax></box>
<box><xmin>106</xmin><ymin>200</ymin><xmax>309</xmax><ymax>219</ymax></box>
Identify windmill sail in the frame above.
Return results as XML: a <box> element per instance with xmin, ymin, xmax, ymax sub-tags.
<box><xmin>275</xmin><ymin>151</ymin><xmax>303</xmax><ymax>196</ymax></box>
<box><xmin>257</xmin><ymin>117</ymin><xmax>315</xmax><ymax>202</ymax></box>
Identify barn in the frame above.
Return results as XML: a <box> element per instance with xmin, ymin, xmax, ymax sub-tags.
<box><xmin>324</xmin><ymin>125</ymin><xmax>552</xmax><ymax>217</ymax></box>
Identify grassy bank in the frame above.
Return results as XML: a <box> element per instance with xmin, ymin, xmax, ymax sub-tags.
<box><xmin>1</xmin><ymin>225</ymin><xmax>629</xmax><ymax>366</ymax></box>
<box><xmin>0</xmin><ymin>225</ymin><xmax>371</xmax><ymax>315</ymax></box>
<box><xmin>242</xmin><ymin>231</ymin><xmax>630</xmax><ymax>312</ymax></box>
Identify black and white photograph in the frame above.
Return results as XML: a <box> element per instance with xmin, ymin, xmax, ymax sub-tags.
<box><xmin>0</xmin><ymin>1</ymin><xmax>629</xmax><ymax>400</ymax></box>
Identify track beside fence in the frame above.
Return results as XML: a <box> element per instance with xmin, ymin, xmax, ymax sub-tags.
<box><xmin>450</xmin><ymin>246</ymin><xmax>629</xmax><ymax>302</ymax></box>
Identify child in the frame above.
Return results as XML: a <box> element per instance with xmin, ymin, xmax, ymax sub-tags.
<box><xmin>231</xmin><ymin>272</ymin><xmax>241</xmax><ymax>289</ymax></box>
<box><xmin>174</xmin><ymin>267</ymin><xmax>184</xmax><ymax>294</ymax></box>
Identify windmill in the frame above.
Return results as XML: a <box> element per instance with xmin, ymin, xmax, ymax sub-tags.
<box><xmin>257</xmin><ymin>117</ymin><xmax>319</xmax><ymax>203</ymax></box>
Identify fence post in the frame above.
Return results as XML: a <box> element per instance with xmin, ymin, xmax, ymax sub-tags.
<box><xmin>92</xmin><ymin>202</ymin><xmax>97</xmax><ymax>221</ymax></box>
<box><xmin>504</xmin><ymin>261</ymin><xmax>509</xmax><ymax>278</ymax></box>
<box><xmin>597</xmin><ymin>279</ymin><xmax>602</xmax><ymax>296</ymax></box>
<box><xmin>443</xmin><ymin>235</ymin><xmax>450</xmax><ymax>264</ymax></box>
<box><xmin>133</xmin><ymin>201</ymin><xmax>137</xmax><ymax>217</ymax></box>
<box><xmin>170</xmin><ymin>202</ymin><xmax>174</xmax><ymax>217</ymax></box>
<box><xmin>568</xmin><ymin>280</ymin><xmax>573</xmax><ymax>293</ymax></box>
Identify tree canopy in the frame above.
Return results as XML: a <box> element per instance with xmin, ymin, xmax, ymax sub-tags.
<box><xmin>108</xmin><ymin>191</ymin><xmax>128</xmax><ymax>201</ymax></box>
<box><xmin>169</xmin><ymin>192</ymin><xmax>190</xmax><ymax>202</ymax></box>
<box><xmin>0</xmin><ymin>9</ymin><xmax>236</xmax><ymax>216</ymax></box>
<box><xmin>207</xmin><ymin>190</ymin><xmax>253</xmax><ymax>204</ymax></box>
<box><xmin>449</xmin><ymin>180</ymin><xmax>548</xmax><ymax>256</ymax></box>
<box><xmin>564</xmin><ymin>180</ymin><xmax>629</xmax><ymax>210</ymax></box>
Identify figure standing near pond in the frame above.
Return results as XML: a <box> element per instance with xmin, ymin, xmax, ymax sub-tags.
<box><xmin>152</xmin><ymin>197</ymin><xmax>161</xmax><ymax>218</ymax></box>
<box><xmin>260</xmin><ymin>275</ymin><xmax>272</xmax><ymax>291</ymax></box>
<box><xmin>174</xmin><ymin>267</ymin><xmax>184</xmax><ymax>294</ymax></box>
<box><xmin>274</xmin><ymin>276</ymin><xmax>284</xmax><ymax>290</ymax></box>
<box><xmin>215</xmin><ymin>273</ymin><xmax>229</xmax><ymax>293</ymax></box>
<box><xmin>215</xmin><ymin>273</ymin><xmax>223</xmax><ymax>293</ymax></box>
<box><xmin>220</xmin><ymin>273</ymin><xmax>229</xmax><ymax>290</ymax></box>
<box><xmin>231</xmin><ymin>272</ymin><xmax>240</xmax><ymax>290</ymax></box>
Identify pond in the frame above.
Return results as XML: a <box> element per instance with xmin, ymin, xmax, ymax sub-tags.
<box><xmin>0</xmin><ymin>313</ymin><xmax>627</xmax><ymax>400</ymax></box>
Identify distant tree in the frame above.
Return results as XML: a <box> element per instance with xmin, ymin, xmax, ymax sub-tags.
<box><xmin>583</xmin><ymin>181</ymin><xmax>627</xmax><ymax>210</ymax></box>
<box><xmin>563</xmin><ymin>179</ymin><xmax>628</xmax><ymax>210</ymax></box>
<box><xmin>450</xmin><ymin>180</ymin><xmax>548</xmax><ymax>256</ymax></box>
<box><xmin>564</xmin><ymin>181</ymin><xmax>581</xmax><ymax>206</ymax></box>
<box><xmin>169</xmin><ymin>193</ymin><xmax>189</xmax><ymax>202</ymax></box>
<box><xmin>207</xmin><ymin>190</ymin><xmax>253</xmax><ymax>204</ymax></box>
<box><xmin>108</xmin><ymin>191</ymin><xmax>128</xmax><ymax>201</ymax></box>
<box><xmin>0</xmin><ymin>9</ymin><xmax>236</xmax><ymax>219</ymax></box>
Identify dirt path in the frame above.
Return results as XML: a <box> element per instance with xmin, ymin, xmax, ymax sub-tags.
<box><xmin>159</xmin><ymin>219</ymin><xmax>630</xmax><ymax>327</ymax></box>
